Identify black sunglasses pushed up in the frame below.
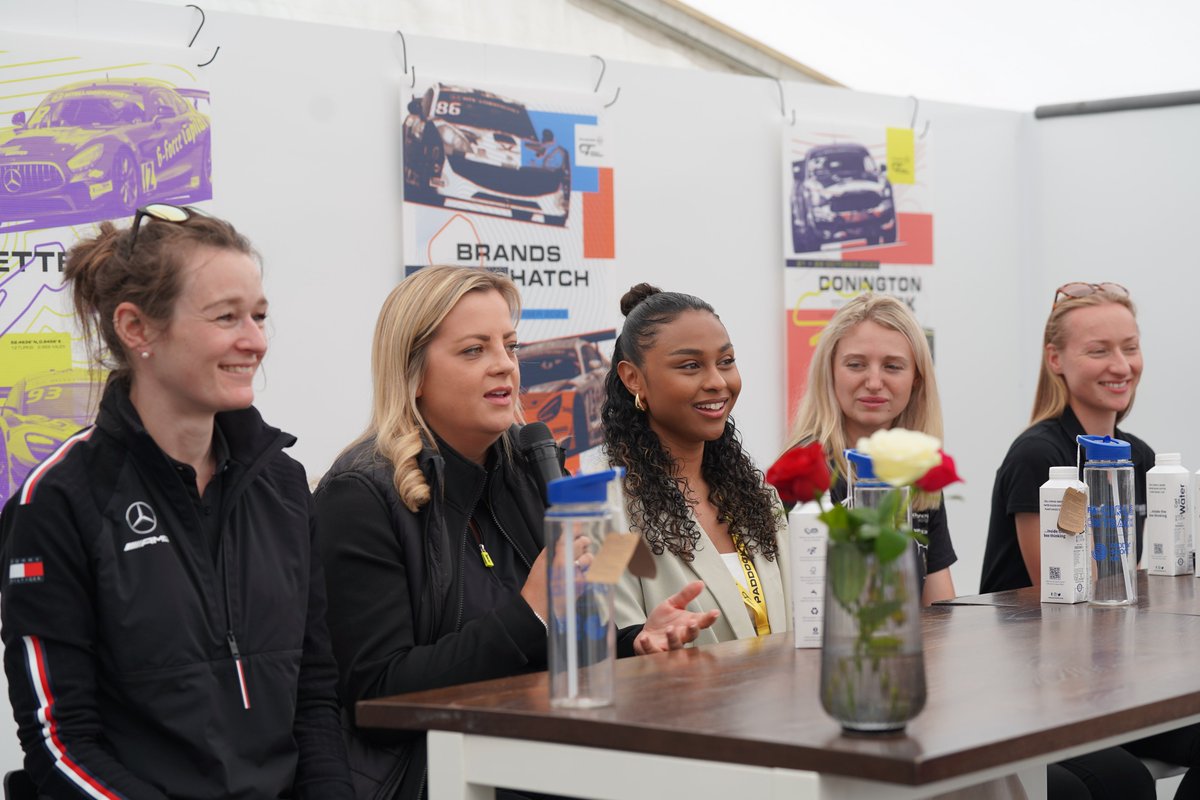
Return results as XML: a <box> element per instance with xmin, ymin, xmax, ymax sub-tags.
<box><xmin>127</xmin><ymin>203</ymin><xmax>196</xmax><ymax>254</ymax></box>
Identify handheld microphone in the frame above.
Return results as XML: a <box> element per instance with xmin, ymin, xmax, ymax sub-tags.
<box><xmin>518</xmin><ymin>422</ymin><xmax>564</xmax><ymax>504</ymax></box>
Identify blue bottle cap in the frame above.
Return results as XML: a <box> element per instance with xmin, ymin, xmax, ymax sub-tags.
<box><xmin>547</xmin><ymin>469</ymin><xmax>620</xmax><ymax>505</ymax></box>
<box><xmin>843</xmin><ymin>449</ymin><xmax>877</xmax><ymax>480</ymax></box>
<box><xmin>1076</xmin><ymin>434</ymin><xmax>1132</xmax><ymax>462</ymax></box>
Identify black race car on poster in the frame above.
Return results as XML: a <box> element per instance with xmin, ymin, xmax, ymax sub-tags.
<box><xmin>403</xmin><ymin>83</ymin><xmax>571</xmax><ymax>226</ymax></box>
<box><xmin>0</xmin><ymin>78</ymin><xmax>212</xmax><ymax>232</ymax></box>
<box><xmin>791</xmin><ymin>142</ymin><xmax>896</xmax><ymax>253</ymax></box>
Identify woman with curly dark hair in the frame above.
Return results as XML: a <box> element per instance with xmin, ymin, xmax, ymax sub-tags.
<box><xmin>603</xmin><ymin>284</ymin><xmax>789</xmax><ymax>645</ymax></box>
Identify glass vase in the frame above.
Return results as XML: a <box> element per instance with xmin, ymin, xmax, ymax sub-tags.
<box><xmin>820</xmin><ymin>541</ymin><xmax>926</xmax><ymax>733</ymax></box>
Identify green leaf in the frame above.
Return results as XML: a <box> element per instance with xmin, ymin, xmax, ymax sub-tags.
<box><xmin>828</xmin><ymin>542</ymin><xmax>868</xmax><ymax>608</ymax></box>
<box><xmin>858</xmin><ymin>600</ymin><xmax>903</xmax><ymax>628</ymax></box>
<box><xmin>858</xmin><ymin>523</ymin><xmax>881</xmax><ymax>541</ymax></box>
<box><xmin>820</xmin><ymin>503</ymin><xmax>851</xmax><ymax>531</ymax></box>
<box><xmin>874</xmin><ymin>527</ymin><xmax>909</xmax><ymax>562</ymax></box>
<box><xmin>880</xmin><ymin>488</ymin><xmax>905</xmax><ymax>527</ymax></box>
<box><xmin>866</xmin><ymin>635</ymin><xmax>903</xmax><ymax>656</ymax></box>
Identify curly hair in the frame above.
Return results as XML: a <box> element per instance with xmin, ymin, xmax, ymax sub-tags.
<box><xmin>602</xmin><ymin>284</ymin><xmax>781</xmax><ymax>562</ymax></box>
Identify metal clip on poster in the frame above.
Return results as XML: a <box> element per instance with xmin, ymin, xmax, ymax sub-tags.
<box><xmin>394</xmin><ymin>29</ymin><xmax>415</xmax><ymax>88</ymax></box>
<box><xmin>185</xmin><ymin>5</ymin><xmax>220</xmax><ymax>68</ymax></box>
<box><xmin>907</xmin><ymin>95</ymin><xmax>930</xmax><ymax>139</ymax></box>
<box><xmin>774</xmin><ymin>78</ymin><xmax>796</xmax><ymax>125</ymax></box>
<box><xmin>589</xmin><ymin>53</ymin><xmax>621</xmax><ymax>108</ymax></box>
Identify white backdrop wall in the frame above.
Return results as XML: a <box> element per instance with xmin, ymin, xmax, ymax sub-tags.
<box><xmin>1</xmin><ymin>0</ymin><xmax>1188</xmax><ymax>775</ymax></box>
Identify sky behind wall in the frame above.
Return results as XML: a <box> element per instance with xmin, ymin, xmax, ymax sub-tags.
<box><xmin>686</xmin><ymin>0</ymin><xmax>1200</xmax><ymax>111</ymax></box>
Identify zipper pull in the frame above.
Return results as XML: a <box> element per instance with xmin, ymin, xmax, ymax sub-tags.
<box><xmin>227</xmin><ymin>631</ymin><xmax>251</xmax><ymax>710</ymax></box>
<box><xmin>478</xmin><ymin>543</ymin><xmax>494</xmax><ymax>568</ymax></box>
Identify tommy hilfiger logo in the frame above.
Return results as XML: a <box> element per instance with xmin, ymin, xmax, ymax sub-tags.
<box><xmin>125</xmin><ymin>501</ymin><xmax>157</xmax><ymax>535</ymax></box>
<box><xmin>8</xmin><ymin>558</ymin><xmax>44</xmax><ymax>584</ymax></box>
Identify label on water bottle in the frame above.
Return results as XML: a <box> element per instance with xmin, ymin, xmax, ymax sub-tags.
<box><xmin>585</xmin><ymin>533</ymin><xmax>655</xmax><ymax>584</ymax></box>
<box><xmin>1057</xmin><ymin>488</ymin><xmax>1087</xmax><ymax>534</ymax></box>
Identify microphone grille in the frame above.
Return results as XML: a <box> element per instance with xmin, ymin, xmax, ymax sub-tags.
<box><xmin>518</xmin><ymin>421</ymin><xmax>554</xmax><ymax>451</ymax></box>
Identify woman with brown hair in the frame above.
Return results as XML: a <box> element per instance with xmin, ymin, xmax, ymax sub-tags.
<box><xmin>0</xmin><ymin>205</ymin><xmax>353</xmax><ymax>799</ymax></box>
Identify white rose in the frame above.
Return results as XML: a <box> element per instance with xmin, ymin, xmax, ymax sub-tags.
<box><xmin>856</xmin><ymin>429</ymin><xmax>943</xmax><ymax>487</ymax></box>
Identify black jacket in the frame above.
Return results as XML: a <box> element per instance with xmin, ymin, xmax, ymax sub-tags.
<box><xmin>315</xmin><ymin>432</ymin><xmax>638</xmax><ymax>800</ymax></box>
<box><xmin>0</xmin><ymin>380</ymin><xmax>352</xmax><ymax>800</ymax></box>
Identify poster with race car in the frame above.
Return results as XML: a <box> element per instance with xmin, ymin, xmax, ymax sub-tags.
<box><xmin>783</xmin><ymin>123</ymin><xmax>933</xmax><ymax>266</ymax></box>
<box><xmin>401</xmin><ymin>79</ymin><xmax>618</xmax><ymax>470</ymax></box>
<box><xmin>0</xmin><ymin>33</ymin><xmax>213</xmax><ymax>506</ymax></box>
<box><xmin>782</xmin><ymin>266</ymin><xmax>935</xmax><ymax>424</ymax></box>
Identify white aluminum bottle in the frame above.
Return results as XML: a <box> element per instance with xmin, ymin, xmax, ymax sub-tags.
<box><xmin>1146</xmin><ymin>453</ymin><xmax>1193</xmax><ymax>576</ymax></box>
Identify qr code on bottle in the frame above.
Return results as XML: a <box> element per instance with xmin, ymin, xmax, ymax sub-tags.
<box><xmin>1154</xmin><ymin>543</ymin><xmax>1164</xmax><ymax>556</ymax></box>
<box><xmin>1049</xmin><ymin>566</ymin><xmax>1061</xmax><ymax>581</ymax></box>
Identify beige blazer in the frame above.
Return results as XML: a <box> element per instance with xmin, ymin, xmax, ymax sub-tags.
<box><xmin>614</xmin><ymin>500</ymin><xmax>791</xmax><ymax>646</ymax></box>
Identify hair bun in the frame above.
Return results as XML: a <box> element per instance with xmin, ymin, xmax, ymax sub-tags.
<box><xmin>620</xmin><ymin>283</ymin><xmax>662</xmax><ymax>317</ymax></box>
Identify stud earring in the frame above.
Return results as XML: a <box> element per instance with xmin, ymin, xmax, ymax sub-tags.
<box><xmin>140</xmin><ymin>351</ymin><xmax>150</xmax><ymax>359</ymax></box>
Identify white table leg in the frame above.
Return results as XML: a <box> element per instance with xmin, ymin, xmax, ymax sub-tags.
<box><xmin>1016</xmin><ymin>764</ymin><xmax>1047</xmax><ymax>800</ymax></box>
<box><xmin>428</xmin><ymin>730</ymin><xmax>494</xmax><ymax>800</ymax></box>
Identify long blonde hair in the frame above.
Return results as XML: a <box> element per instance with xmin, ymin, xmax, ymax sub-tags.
<box><xmin>349</xmin><ymin>266</ymin><xmax>522</xmax><ymax>512</ymax></box>
<box><xmin>1030</xmin><ymin>289</ymin><xmax>1138</xmax><ymax>426</ymax></box>
<box><xmin>786</xmin><ymin>293</ymin><xmax>943</xmax><ymax>510</ymax></box>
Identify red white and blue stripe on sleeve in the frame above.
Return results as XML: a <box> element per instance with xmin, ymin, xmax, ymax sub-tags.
<box><xmin>18</xmin><ymin>427</ymin><xmax>95</xmax><ymax>506</ymax></box>
<box><xmin>22</xmin><ymin>636</ymin><xmax>126</xmax><ymax>799</ymax></box>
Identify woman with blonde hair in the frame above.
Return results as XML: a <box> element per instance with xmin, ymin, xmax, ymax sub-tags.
<box><xmin>315</xmin><ymin>266</ymin><xmax>718</xmax><ymax>800</ymax></box>
<box><xmin>787</xmin><ymin>292</ymin><xmax>956</xmax><ymax>604</ymax></box>
<box><xmin>982</xmin><ymin>283</ymin><xmax>1147</xmax><ymax>593</ymax></box>
<box><xmin>981</xmin><ymin>282</ymin><xmax>1200</xmax><ymax>800</ymax></box>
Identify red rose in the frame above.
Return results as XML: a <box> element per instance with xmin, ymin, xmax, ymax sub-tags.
<box><xmin>914</xmin><ymin>451</ymin><xmax>963</xmax><ymax>493</ymax></box>
<box><xmin>766</xmin><ymin>442</ymin><xmax>832</xmax><ymax>505</ymax></box>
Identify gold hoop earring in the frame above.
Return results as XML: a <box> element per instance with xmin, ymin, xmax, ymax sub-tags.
<box><xmin>634</xmin><ymin>393</ymin><xmax>646</xmax><ymax>412</ymax></box>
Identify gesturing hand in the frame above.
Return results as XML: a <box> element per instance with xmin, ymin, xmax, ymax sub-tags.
<box><xmin>634</xmin><ymin>581</ymin><xmax>719</xmax><ymax>655</ymax></box>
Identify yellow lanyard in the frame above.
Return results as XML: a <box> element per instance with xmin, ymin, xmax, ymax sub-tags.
<box><xmin>731</xmin><ymin>534</ymin><xmax>770</xmax><ymax>636</ymax></box>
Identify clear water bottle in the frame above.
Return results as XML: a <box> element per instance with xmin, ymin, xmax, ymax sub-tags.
<box><xmin>545</xmin><ymin>470</ymin><xmax>619</xmax><ymax>708</ymax></box>
<box><xmin>844</xmin><ymin>449</ymin><xmax>911</xmax><ymax>528</ymax></box>
<box><xmin>1078</xmin><ymin>435</ymin><xmax>1137</xmax><ymax>606</ymax></box>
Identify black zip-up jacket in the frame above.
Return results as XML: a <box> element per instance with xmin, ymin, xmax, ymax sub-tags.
<box><xmin>315</xmin><ymin>433</ymin><xmax>638</xmax><ymax>800</ymax></box>
<box><xmin>0</xmin><ymin>380</ymin><xmax>353</xmax><ymax>800</ymax></box>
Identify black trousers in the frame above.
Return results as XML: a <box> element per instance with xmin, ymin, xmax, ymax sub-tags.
<box><xmin>1050</xmin><ymin>746</ymin><xmax>1155</xmax><ymax>800</ymax></box>
<box><xmin>1050</xmin><ymin>721</ymin><xmax>1200</xmax><ymax>800</ymax></box>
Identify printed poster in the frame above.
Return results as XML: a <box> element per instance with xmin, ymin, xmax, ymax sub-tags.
<box><xmin>0</xmin><ymin>34</ymin><xmax>214</xmax><ymax>505</ymax></box>
<box><xmin>781</xmin><ymin>123</ymin><xmax>935</xmax><ymax>423</ymax></box>
<box><xmin>401</xmin><ymin>79</ymin><xmax>617</xmax><ymax>469</ymax></box>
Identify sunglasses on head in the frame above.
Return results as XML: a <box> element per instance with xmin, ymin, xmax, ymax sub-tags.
<box><xmin>127</xmin><ymin>203</ymin><xmax>196</xmax><ymax>254</ymax></box>
<box><xmin>1053</xmin><ymin>282</ymin><xmax>1130</xmax><ymax>308</ymax></box>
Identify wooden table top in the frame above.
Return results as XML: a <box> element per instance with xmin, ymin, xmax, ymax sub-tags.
<box><xmin>358</xmin><ymin>588</ymin><xmax>1200</xmax><ymax>786</ymax></box>
<box><xmin>939</xmin><ymin>570</ymin><xmax>1200</xmax><ymax>616</ymax></box>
